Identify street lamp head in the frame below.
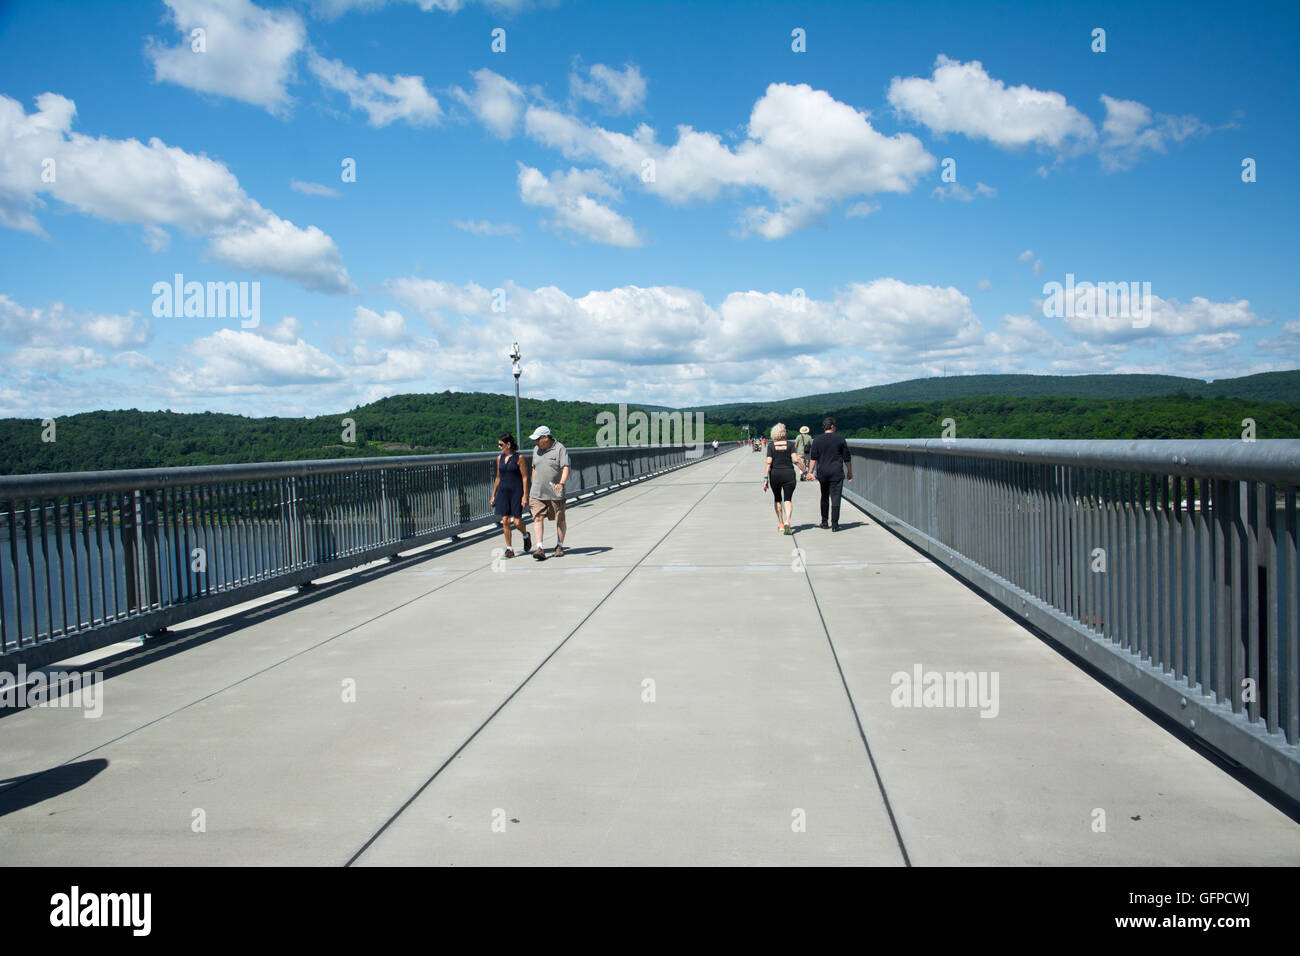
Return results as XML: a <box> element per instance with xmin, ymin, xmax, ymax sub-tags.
<box><xmin>509</xmin><ymin>342</ymin><xmax>521</xmax><ymax>362</ymax></box>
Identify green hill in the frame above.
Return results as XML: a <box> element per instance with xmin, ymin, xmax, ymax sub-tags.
<box><xmin>709</xmin><ymin>395</ymin><xmax>1300</xmax><ymax>442</ymax></box>
<box><xmin>0</xmin><ymin>393</ymin><xmax>742</xmax><ymax>476</ymax></box>
<box><xmin>694</xmin><ymin>370</ymin><xmax>1300</xmax><ymax>413</ymax></box>
<box><xmin>3</xmin><ymin>373</ymin><xmax>1297</xmax><ymax>476</ymax></box>
<box><xmin>1199</xmin><ymin>371</ymin><xmax>1300</xmax><ymax>404</ymax></box>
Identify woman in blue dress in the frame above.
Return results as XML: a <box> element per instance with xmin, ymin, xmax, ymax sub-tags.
<box><xmin>491</xmin><ymin>432</ymin><xmax>531</xmax><ymax>557</ymax></box>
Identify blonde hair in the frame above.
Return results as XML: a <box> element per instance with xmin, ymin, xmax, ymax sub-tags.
<box><xmin>770</xmin><ymin>423</ymin><xmax>787</xmax><ymax>440</ymax></box>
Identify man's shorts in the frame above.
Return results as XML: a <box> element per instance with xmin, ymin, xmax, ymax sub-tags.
<box><xmin>530</xmin><ymin>497</ymin><xmax>566</xmax><ymax>521</ymax></box>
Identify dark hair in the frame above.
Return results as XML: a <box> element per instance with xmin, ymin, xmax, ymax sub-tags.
<box><xmin>498</xmin><ymin>432</ymin><xmax>517</xmax><ymax>452</ymax></box>
<box><xmin>822</xmin><ymin>417</ymin><xmax>836</xmax><ymax>431</ymax></box>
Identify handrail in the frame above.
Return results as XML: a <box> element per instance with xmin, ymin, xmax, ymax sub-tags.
<box><xmin>845</xmin><ymin>438</ymin><xmax>1300</xmax><ymax>485</ymax></box>
<box><xmin>0</xmin><ymin>443</ymin><xmax>726</xmax><ymax>669</ymax></box>
<box><xmin>0</xmin><ymin>444</ymin><xmax>709</xmax><ymax>497</ymax></box>
<box><xmin>844</xmin><ymin>437</ymin><xmax>1300</xmax><ymax>799</ymax></box>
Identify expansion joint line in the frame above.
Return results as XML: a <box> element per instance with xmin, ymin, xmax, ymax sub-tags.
<box><xmin>792</xmin><ymin>524</ymin><xmax>913</xmax><ymax>867</ymax></box>
<box><xmin>346</xmin><ymin>453</ymin><xmax>746</xmax><ymax>865</ymax></box>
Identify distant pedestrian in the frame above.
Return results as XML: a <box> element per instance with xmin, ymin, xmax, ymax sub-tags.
<box><xmin>794</xmin><ymin>425</ymin><xmax>813</xmax><ymax>479</ymax></box>
<box><xmin>712</xmin><ymin>439</ymin><xmax>719</xmax><ymax>456</ymax></box>
<box><xmin>528</xmin><ymin>426</ymin><xmax>570</xmax><ymax>560</ymax></box>
<box><xmin>809</xmin><ymin>417</ymin><xmax>853</xmax><ymax>531</ymax></box>
<box><xmin>764</xmin><ymin>423</ymin><xmax>805</xmax><ymax>534</ymax></box>
<box><xmin>490</xmin><ymin>432</ymin><xmax>531</xmax><ymax>557</ymax></box>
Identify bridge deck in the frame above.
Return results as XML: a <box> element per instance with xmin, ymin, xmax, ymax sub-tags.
<box><xmin>1</xmin><ymin>451</ymin><xmax>1296</xmax><ymax>865</ymax></box>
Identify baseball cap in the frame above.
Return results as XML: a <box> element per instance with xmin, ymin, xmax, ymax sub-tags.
<box><xmin>529</xmin><ymin>426</ymin><xmax>552</xmax><ymax>440</ymax></box>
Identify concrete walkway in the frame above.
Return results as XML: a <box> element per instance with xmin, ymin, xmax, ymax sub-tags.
<box><xmin>0</xmin><ymin>450</ymin><xmax>1296</xmax><ymax>865</ymax></box>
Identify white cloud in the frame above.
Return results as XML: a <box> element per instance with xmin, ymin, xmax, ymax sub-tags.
<box><xmin>263</xmin><ymin>316</ymin><xmax>302</xmax><ymax>343</ymax></box>
<box><xmin>383</xmin><ymin>278</ymin><xmax>495</xmax><ymax>317</ymax></box>
<box><xmin>931</xmin><ymin>181</ymin><xmax>996</xmax><ymax>201</ymax></box>
<box><xmin>0</xmin><ymin>294</ymin><xmax>65</xmax><ymax>345</ymax></box>
<box><xmin>386</xmin><ymin>275</ymin><xmax>985</xmax><ymax>373</ymax></box>
<box><xmin>713</xmin><ymin>290</ymin><xmax>842</xmax><ymax>360</ymax></box>
<box><xmin>985</xmin><ymin>314</ymin><xmax>1068</xmax><ymax>362</ymax></box>
<box><xmin>845</xmin><ymin>201</ymin><xmax>880</xmax><ymax>219</ymax></box>
<box><xmin>143</xmin><ymin>224</ymin><xmax>171</xmax><ymax>252</ymax></box>
<box><xmin>307</xmin><ymin>50</ymin><xmax>441</xmax><ymax>127</ymax></box>
<box><xmin>524</xmin><ymin>82</ymin><xmax>934</xmax><ymax>238</ymax></box>
<box><xmin>145</xmin><ymin>0</ymin><xmax>306</xmax><ymax>117</ymax></box>
<box><xmin>737</xmin><ymin>202</ymin><xmax>823</xmax><ymax>240</ymax></box>
<box><xmin>450</xmin><ymin>68</ymin><xmax>526</xmax><ymax>138</ymax></box>
<box><xmin>1018</xmin><ymin>249</ymin><xmax>1034</xmax><ymax>263</ymax></box>
<box><xmin>10</xmin><ymin>276</ymin><xmax>1286</xmax><ymax>415</ymax></box>
<box><xmin>888</xmin><ymin>57</ymin><xmax>1214</xmax><ymax>172</ymax></box>
<box><xmin>835</xmin><ymin>278</ymin><xmax>984</xmax><ymax>362</ymax></box>
<box><xmin>453</xmin><ymin>218</ymin><xmax>520</xmax><ymax>236</ymax></box>
<box><xmin>291</xmin><ymin>178</ymin><xmax>339</xmax><ymax>197</ymax></box>
<box><xmin>207</xmin><ymin>212</ymin><xmax>354</xmax><ymax>294</ymax></box>
<box><xmin>976</xmin><ymin>279</ymin><xmax>992</xmax><ymax>291</ymax></box>
<box><xmin>0</xmin><ymin>293</ymin><xmax>152</xmax><ymax>351</ymax></box>
<box><xmin>1258</xmin><ymin>319</ymin><xmax>1300</xmax><ymax>355</ymax></box>
<box><xmin>1059</xmin><ymin>293</ymin><xmax>1264</xmax><ymax>342</ymax></box>
<box><xmin>1174</xmin><ymin>332</ymin><xmax>1241</xmax><ymax>354</ymax></box>
<box><xmin>352</xmin><ymin>305</ymin><xmax>408</xmax><ymax>343</ymax></box>
<box><xmin>1099</xmin><ymin>94</ymin><xmax>1212</xmax><ymax>171</ymax></box>
<box><xmin>345</xmin><ymin>346</ymin><xmax>431</xmax><ymax>383</ymax></box>
<box><xmin>570</xmin><ymin>62</ymin><xmax>647</xmax><ymax>114</ymax></box>
<box><xmin>888</xmin><ymin>55</ymin><xmax>1097</xmax><ymax>152</ymax></box>
<box><xmin>516</xmin><ymin>164</ymin><xmax>640</xmax><ymax>247</ymax></box>
<box><xmin>0</xmin><ymin>92</ymin><xmax>354</xmax><ymax>293</ymax></box>
<box><xmin>179</xmin><ymin>327</ymin><xmax>344</xmax><ymax>390</ymax></box>
<box><xmin>83</xmin><ymin>312</ymin><xmax>152</xmax><ymax>349</ymax></box>
<box><xmin>310</xmin><ymin>0</ymin><xmax>534</xmax><ymax>17</ymax></box>
<box><xmin>7</xmin><ymin>344</ymin><xmax>105</xmax><ymax>371</ymax></box>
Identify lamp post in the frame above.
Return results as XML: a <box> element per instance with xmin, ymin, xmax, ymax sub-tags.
<box><xmin>509</xmin><ymin>342</ymin><xmax>522</xmax><ymax>444</ymax></box>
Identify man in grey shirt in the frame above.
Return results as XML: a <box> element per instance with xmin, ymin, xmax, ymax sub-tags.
<box><xmin>528</xmin><ymin>425</ymin><xmax>570</xmax><ymax>559</ymax></box>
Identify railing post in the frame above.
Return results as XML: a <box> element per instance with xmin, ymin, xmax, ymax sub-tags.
<box><xmin>141</xmin><ymin>490</ymin><xmax>162</xmax><ymax>612</ymax></box>
<box><xmin>292</xmin><ymin>475</ymin><xmax>307</xmax><ymax>568</ymax></box>
<box><xmin>120</xmin><ymin>491</ymin><xmax>140</xmax><ymax>614</ymax></box>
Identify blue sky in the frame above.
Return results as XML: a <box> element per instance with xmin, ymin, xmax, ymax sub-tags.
<box><xmin>1</xmin><ymin>0</ymin><xmax>1296</xmax><ymax>417</ymax></box>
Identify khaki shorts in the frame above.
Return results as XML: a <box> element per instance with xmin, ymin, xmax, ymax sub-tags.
<box><xmin>530</xmin><ymin>497</ymin><xmax>566</xmax><ymax>521</ymax></box>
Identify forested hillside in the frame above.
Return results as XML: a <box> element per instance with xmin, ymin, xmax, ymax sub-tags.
<box><xmin>0</xmin><ymin>393</ymin><xmax>736</xmax><ymax>475</ymax></box>
<box><xmin>710</xmin><ymin>395</ymin><xmax>1300</xmax><ymax>442</ymax></box>
<box><xmin>696</xmin><ymin>370</ymin><xmax>1300</xmax><ymax>413</ymax></box>
<box><xmin>3</xmin><ymin>390</ymin><xmax>1296</xmax><ymax>475</ymax></box>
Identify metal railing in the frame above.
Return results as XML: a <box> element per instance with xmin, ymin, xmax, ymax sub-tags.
<box><xmin>0</xmin><ymin>443</ymin><xmax>725</xmax><ymax>669</ymax></box>
<box><xmin>843</xmin><ymin>438</ymin><xmax>1300</xmax><ymax>798</ymax></box>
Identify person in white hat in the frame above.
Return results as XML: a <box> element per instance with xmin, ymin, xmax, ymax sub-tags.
<box><xmin>795</xmin><ymin>425</ymin><xmax>813</xmax><ymax>479</ymax></box>
<box><xmin>527</xmin><ymin>425</ymin><xmax>570</xmax><ymax>559</ymax></box>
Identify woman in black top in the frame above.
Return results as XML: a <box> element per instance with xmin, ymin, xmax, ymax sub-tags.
<box><xmin>490</xmin><ymin>432</ymin><xmax>531</xmax><ymax>557</ymax></box>
<box><xmin>764</xmin><ymin>423</ymin><xmax>806</xmax><ymax>534</ymax></box>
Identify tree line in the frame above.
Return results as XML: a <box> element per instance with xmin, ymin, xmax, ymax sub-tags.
<box><xmin>1</xmin><ymin>391</ymin><xmax>1295</xmax><ymax>475</ymax></box>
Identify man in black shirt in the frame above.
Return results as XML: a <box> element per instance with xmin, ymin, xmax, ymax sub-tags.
<box><xmin>808</xmin><ymin>417</ymin><xmax>853</xmax><ymax>531</ymax></box>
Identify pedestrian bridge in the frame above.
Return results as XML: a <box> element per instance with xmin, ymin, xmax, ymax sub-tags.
<box><xmin>1</xmin><ymin>444</ymin><xmax>1297</xmax><ymax>865</ymax></box>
